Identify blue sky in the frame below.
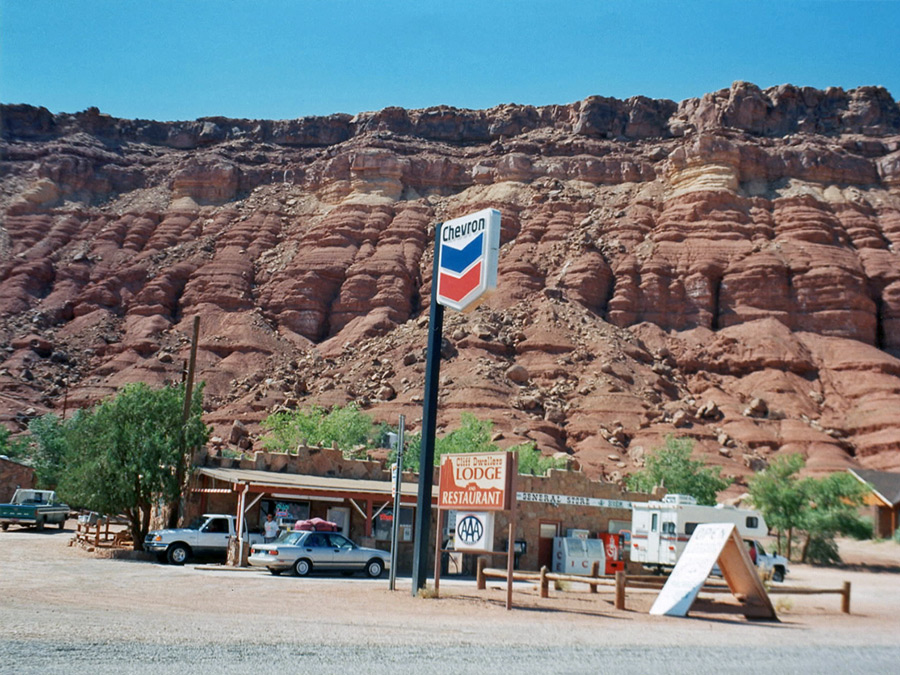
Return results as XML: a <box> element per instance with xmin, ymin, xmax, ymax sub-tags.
<box><xmin>1</xmin><ymin>1</ymin><xmax>898</xmax><ymax>121</ymax></box>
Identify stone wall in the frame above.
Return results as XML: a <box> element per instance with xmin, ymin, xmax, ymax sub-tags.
<box><xmin>489</xmin><ymin>469</ymin><xmax>660</xmax><ymax>572</ymax></box>
<box><xmin>193</xmin><ymin>444</ymin><xmax>401</xmax><ymax>481</ymax></box>
<box><xmin>0</xmin><ymin>457</ymin><xmax>36</xmax><ymax>503</ymax></box>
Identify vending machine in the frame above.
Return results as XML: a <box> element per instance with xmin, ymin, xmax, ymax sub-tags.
<box><xmin>598</xmin><ymin>532</ymin><xmax>625</xmax><ymax>574</ymax></box>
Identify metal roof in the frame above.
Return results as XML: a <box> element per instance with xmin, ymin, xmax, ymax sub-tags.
<box><xmin>195</xmin><ymin>466</ymin><xmax>436</xmax><ymax>499</ymax></box>
<box><xmin>849</xmin><ymin>468</ymin><xmax>900</xmax><ymax>507</ymax></box>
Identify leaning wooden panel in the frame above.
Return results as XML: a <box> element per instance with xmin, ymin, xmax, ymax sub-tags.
<box><xmin>650</xmin><ymin>523</ymin><xmax>776</xmax><ymax>621</ymax></box>
<box><xmin>718</xmin><ymin>528</ymin><xmax>777</xmax><ymax>620</ymax></box>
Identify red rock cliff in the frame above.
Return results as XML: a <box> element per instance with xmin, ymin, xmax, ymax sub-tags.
<box><xmin>2</xmin><ymin>81</ymin><xmax>899</xmax><ymax>488</ymax></box>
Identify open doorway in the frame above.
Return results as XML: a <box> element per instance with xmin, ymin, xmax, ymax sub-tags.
<box><xmin>538</xmin><ymin>520</ymin><xmax>560</xmax><ymax>569</ymax></box>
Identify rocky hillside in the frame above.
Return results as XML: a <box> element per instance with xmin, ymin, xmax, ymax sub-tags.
<box><xmin>2</xmin><ymin>81</ymin><xmax>900</xmax><ymax>491</ymax></box>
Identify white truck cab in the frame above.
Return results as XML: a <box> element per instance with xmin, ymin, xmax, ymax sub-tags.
<box><xmin>144</xmin><ymin>514</ymin><xmax>263</xmax><ymax>565</ymax></box>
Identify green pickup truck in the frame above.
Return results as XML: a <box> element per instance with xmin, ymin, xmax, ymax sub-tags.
<box><xmin>0</xmin><ymin>489</ymin><xmax>70</xmax><ymax>531</ymax></box>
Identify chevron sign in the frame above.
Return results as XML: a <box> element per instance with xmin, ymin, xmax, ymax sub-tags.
<box><xmin>436</xmin><ymin>208</ymin><xmax>501</xmax><ymax>311</ymax></box>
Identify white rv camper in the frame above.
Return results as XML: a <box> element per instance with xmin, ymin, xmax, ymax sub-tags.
<box><xmin>630</xmin><ymin>494</ymin><xmax>768</xmax><ymax>570</ymax></box>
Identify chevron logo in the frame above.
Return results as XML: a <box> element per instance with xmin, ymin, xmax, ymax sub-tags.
<box><xmin>436</xmin><ymin>209</ymin><xmax>500</xmax><ymax>312</ymax></box>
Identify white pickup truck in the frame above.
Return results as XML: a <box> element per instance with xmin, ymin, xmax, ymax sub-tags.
<box><xmin>144</xmin><ymin>514</ymin><xmax>263</xmax><ymax>565</ymax></box>
<box><xmin>747</xmin><ymin>539</ymin><xmax>790</xmax><ymax>582</ymax></box>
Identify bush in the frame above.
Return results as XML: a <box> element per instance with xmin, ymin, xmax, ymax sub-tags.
<box><xmin>625</xmin><ymin>436</ymin><xmax>731</xmax><ymax>505</ymax></box>
<box><xmin>394</xmin><ymin>414</ymin><xmax>567</xmax><ymax>476</ymax></box>
<box><xmin>261</xmin><ymin>403</ymin><xmax>375</xmax><ymax>457</ymax></box>
<box><xmin>0</xmin><ymin>425</ymin><xmax>30</xmax><ymax>461</ymax></box>
<box><xmin>806</xmin><ymin>534</ymin><xmax>842</xmax><ymax>565</ymax></box>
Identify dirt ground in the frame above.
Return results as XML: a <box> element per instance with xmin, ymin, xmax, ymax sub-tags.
<box><xmin>1</xmin><ymin>524</ymin><xmax>899</xmax><ymax>673</ymax></box>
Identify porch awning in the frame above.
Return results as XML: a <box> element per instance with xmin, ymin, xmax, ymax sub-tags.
<box><xmin>194</xmin><ymin>466</ymin><xmax>437</xmax><ymax>502</ymax></box>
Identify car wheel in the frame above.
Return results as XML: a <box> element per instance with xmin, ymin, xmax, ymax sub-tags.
<box><xmin>58</xmin><ymin>519</ymin><xmax>66</xmax><ymax>530</ymax></box>
<box><xmin>366</xmin><ymin>558</ymin><xmax>384</xmax><ymax>578</ymax></box>
<box><xmin>294</xmin><ymin>558</ymin><xmax>312</xmax><ymax>576</ymax></box>
<box><xmin>167</xmin><ymin>543</ymin><xmax>190</xmax><ymax>565</ymax></box>
<box><xmin>772</xmin><ymin>567</ymin><xmax>785</xmax><ymax>583</ymax></box>
<box><xmin>1</xmin><ymin>523</ymin><xmax>8</xmax><ymax>531</ymax></box>
<box><xmin>269</xmin><ymin>568</ymin><xmax>282</xmax><ymax>576</ymax></box>
<box><xmin>35</xmin><ymin>516</ymin><xmax>44</xmax><ymax>531</ymax></box>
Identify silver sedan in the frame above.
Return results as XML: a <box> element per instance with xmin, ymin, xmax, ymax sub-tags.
<box><xmin>248</xmin><ymin>530</ymin><xmax>390</xmax><ymax>578</ymax></box>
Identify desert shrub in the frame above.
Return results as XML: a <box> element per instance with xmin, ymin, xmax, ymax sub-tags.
<box><xmin>625</xmin><ymin>436</ymin><xmax>731</xmax><ymax>505</ymax></box>
<box><xmin>261</xmin><ymin>403</ymin><xmax>375</xmax><ymax>457</ymax></box>
<box><xmin>398</xmin><ymin>414</ymin><xmax>566</xmax><ymax>476</ymax></box>
<box><xmin>805</xmin><ymin>534</ymin><xmax>842</xmax><ymax>565</ymax></box>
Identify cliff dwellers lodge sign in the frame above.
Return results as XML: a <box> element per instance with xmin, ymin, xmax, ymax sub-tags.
<box><xmin>438</xmin><ymin>451</ymin><xmax>512</xmax><ymax>511</ymax></box>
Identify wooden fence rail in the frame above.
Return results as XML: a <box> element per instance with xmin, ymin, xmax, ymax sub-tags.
<box><xmin>476</xmin><ymin>559</ymin><xmax>851</xmax><ymax>614</ymax></box>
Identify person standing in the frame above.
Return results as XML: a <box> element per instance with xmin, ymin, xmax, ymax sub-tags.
<box><xmin>264</xmin><ymin>513</ymin><xmax>279</xmax><ymax>543</ymax></box>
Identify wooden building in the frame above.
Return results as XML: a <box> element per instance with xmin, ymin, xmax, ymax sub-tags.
<box><xmin>187</xmin><ymin>445</ymin><xmax>654</xmax><ymax>573</ymax></box>
<box><xmin>849</xmin><ymin>468</ymin><xmax>900</xmax><ymax>539</ymax></box>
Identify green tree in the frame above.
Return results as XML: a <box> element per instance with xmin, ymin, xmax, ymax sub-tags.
<box><xmin>625</xmin><ymin>436</ymin><xmax>731</xmax><ymax>505</ymax></box>
<box><xmin>749</xmin><ymin>454</ymin><xmax>870</xmax><ymax>562</ymax></box>
<box><xmin>747</xmin><ymin>453</ymin><xmax>807</xmax><ymax>556</ymax></box>
<box><xmin>261</xmin><ymin>403</ymin><xmax>374</xmax><ymax>457</ymax></box>
<box><xmin>396</xmin><ymin>414</ymin><xmax>566</xmax><ymax>476</ymax></box>
<box><xmin>27</xmin><ymin>414</ymin><xmax>69</xmax><ymax>488</ymax></box>
<box><xmin>0</xmin><ymin>425</ymin><xmax>30</xmax><ymax>460</ymax></box>
<box><xmin>800</xmin><ymin>471</ymin><xmax>870</xmax><ymax>563</ymax></box>
<box><xmin>57</xmin><ymin>382</ymin><xmax>209</xmax><ymax>549</ymax></box>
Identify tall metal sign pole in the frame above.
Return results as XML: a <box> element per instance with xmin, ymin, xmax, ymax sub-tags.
<box><xmin>410</xmin><ymin>235</ymin><xmax>445</xmax><ymax>594</ymax></box>
<box><xmin>411</xmin><ymin>208</ymin><xmax>501</xmax><ymax>595</ymax></box>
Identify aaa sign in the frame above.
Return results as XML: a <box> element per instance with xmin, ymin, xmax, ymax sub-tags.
<box><xmin>435</xmin><ymin>208</ymin><xmax>501</xmax><ymax>312</ymax></box>
<box><xmin>438</xmin><ymin>451</ymin><xmax>511</xmax><ymax>511</ymax></box>
<box><xmin>453</xmin><ymin>512</ymin><xmax>495</xmax><ymax>552</ymax></box>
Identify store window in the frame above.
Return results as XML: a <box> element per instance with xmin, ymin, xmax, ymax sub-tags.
<box><xmin>374</xmin><ymin>507</ymin><xmax>414</xmax><ymax>541</ymax></box>
<box><xmin>261</xmin><ymin>498</ymin><xmax>309</xmax><ymax>527</ymax></box>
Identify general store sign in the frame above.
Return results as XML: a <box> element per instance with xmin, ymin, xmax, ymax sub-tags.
<box><xmin>435</xmin><ymin>208</ymin><xmax>501</xmax><ymax>312</ymax></box>
<box><xmin>518</xmin><ymin>492</ymin><xmax>633</xmax><ymax>510</ymax></box>
<box><xmin>438</xmin><ymin>451</ymin><xmax>511</xmax><ymax>511</ymax></box>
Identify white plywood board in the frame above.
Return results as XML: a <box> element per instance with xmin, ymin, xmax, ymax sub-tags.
<box><xmin>650</xmin><ymin>523</ymin><xmax>734</xmax><ymax>616</ymax></box>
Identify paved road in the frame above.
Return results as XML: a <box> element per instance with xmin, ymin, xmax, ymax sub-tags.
<box><xmin>2</xmin><ymin>641</ymin><xmax>898</xmax><ymax>674</ymax></box>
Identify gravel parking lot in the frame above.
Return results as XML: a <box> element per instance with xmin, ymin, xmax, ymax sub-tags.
<box><xmin>2</xmin><ymin>524</ymin><xmax>899</xmax><ymax>674</ymax></box>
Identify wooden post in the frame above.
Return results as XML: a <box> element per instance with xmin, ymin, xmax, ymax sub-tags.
<box><xmin>590</xmin><ymin>560</ymin><xmax>600</xmax><ymax>593</ymax></box>
<box><xmin>94</xmin><ymin>520</ymin><xmax>100</xmax><ymax>547</ymax></box>
<box><xmin>433</xmin><ymin>509</ymin><xmax>443</xmax><ymax>598</ymax></box>
<box><xmin>104</xmin><ymin>517</ymin><xmax>110</xmax><ymax>542</ymax></box>
<box><xmin>505</xmin><ymin>452</ymin><xmax>518</xmax><ymax>611</ymax></box>
<box><xmin>841</xmin><ymin>581</ymin><xmax>851</xmax><ymax>614</ymax></box>
<box><xmin>476</xmin><ymin>557</ymin><xmax>486</xmax><ymax>590</ymax></box>
<box><xmin>615</xmin><ymin>570</ymin><xmax>626</xmax><ymax>610</ymax></box>
<box><xmin>540</xmin><ymin>565</ymin><xmax>549</xmax><ymax>599</ymax></box>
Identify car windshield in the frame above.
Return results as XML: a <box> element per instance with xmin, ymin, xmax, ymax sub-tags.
<box><xmin>184</xmin><ymin>517</ymin><xmax>205</xmax><ymax>530</ymax></box>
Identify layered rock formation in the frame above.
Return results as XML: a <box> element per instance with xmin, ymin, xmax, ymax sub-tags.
<box><xmin>2</xmin><ymin>82</ymin><xmax>900</xmax><ymax>492</ymax></box>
